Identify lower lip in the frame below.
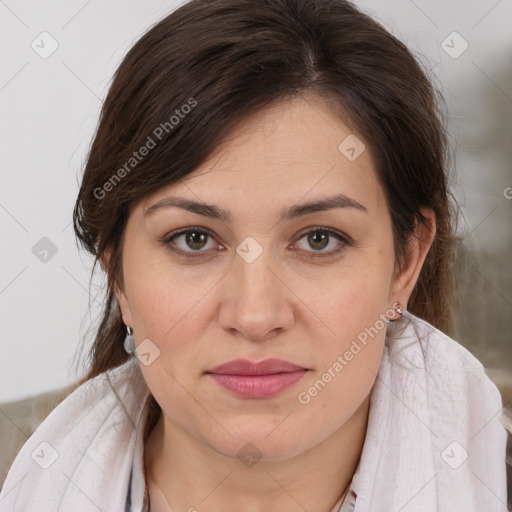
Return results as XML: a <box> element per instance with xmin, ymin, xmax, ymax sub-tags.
<box><xmin>207</xmin><ymin>370</ymin><xmax>307</xmax><ymax>398</ymax></box>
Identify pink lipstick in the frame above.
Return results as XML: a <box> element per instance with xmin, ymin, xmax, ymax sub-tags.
<box><xmin>205</xmin><ymin>358</ymin><xmax>308</xmax><ymax>398</ymax></box>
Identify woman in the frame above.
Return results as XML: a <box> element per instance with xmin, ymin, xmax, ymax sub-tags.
<box><xmin>0</xmin><ymin>0</ymin><xmax>509</xmax><ymax>510</ymax></box>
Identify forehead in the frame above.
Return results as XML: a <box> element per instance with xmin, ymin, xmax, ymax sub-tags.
<box><xmin>138</xmin><ymin>93</ymin><xmax>384</xmax><ymax>217</ymax></box>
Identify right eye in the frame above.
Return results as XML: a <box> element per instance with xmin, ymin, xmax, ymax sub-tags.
<box><xmin>159</xmin><ymin>227</ymin><xmax>223</xmax><ymax>259</ymax></box>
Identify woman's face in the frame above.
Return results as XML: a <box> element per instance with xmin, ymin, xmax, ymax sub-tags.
<box><xmin>113</xmin><ymin>93</ymin><xmax>431</xmax><ymax>461</ymax></box>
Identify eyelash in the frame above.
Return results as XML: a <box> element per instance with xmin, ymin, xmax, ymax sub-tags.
<box><xmin>158</xmin><ymin>226</ymin><xmax>352</xmax><ymax>260</ymax></box>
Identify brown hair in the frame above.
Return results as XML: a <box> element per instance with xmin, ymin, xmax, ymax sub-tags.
<box><xmin>72</xmin><ymin>0</ymin><xmax>456</xmax><ymax>414</ymax></box>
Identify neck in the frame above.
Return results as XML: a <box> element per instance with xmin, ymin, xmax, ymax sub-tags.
<box><xmin>144</xmin><ymin>395</ymin><xmax>369</xmax><ymax>512</ymax></box>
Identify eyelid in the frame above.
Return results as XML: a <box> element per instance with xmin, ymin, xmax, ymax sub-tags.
<box><xmin>159</xmin><ymin>225</ymin><xmax>352</xmax><ymax>259</ymax></box>
<box><xmin>295</xmin><ymin>225</ymin><xmax>353</xmax><ymax>245</ymax></box>
<box><xmin>292</xmin><ymin>226</ymin><xmax>351</xmax><ymax>259</ymax></box>
<box><xmin>159</xmin><ymin>226</ymin><xmax>221</xmax><ymax>259</ymax></box>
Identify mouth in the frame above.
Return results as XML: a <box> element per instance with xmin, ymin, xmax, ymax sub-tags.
<box><xmin>205</xmin><ymin>358</ymin><xmax>309</xmax><ymax>399</ymax></box>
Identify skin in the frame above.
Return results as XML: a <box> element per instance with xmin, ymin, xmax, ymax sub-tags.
<box><xmin>103</xmin><ymin>92</ymin><xmax>435</xmax><ymax>512</ymax></box>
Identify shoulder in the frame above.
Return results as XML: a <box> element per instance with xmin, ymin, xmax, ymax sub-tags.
<box><xmin>385</xmin><ymin>312</ymin><xmax>511</xmax><ymax>510</ymax></box>
<box><xmin>388</xmin><ymin>311</ymin><xmax>507</xmax><ymax>432</ymax></box>
<box><xmin>392</xmin><ymin>311</ymin><xmax>495</xmax><ymax>386</ymax></box>
<box><xmin>399</xmin><ymin>311</ymin><xmax>486</xmax><ymax>370</ymax></box>
<box><xmin>0</xmin><ymin>358</ymin><xmax>151</xmax><ymax>510</ymax></box>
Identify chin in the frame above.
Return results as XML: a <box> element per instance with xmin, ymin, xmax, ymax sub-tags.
<box><xmin>205</xmin><ymin>423</ymin><xmax>312</xmax><ymax>463</ymax></box>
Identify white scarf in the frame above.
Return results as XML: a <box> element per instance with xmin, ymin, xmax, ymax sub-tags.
<box><xmin>0</xmin><ymin>312</ymin><xmax>508</xmax><ymax>511</ymax></box>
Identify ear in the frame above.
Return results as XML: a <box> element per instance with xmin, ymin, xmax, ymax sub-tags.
<box><xmin>99</xmin><ymin>248</ymin><xmax>134</xmax><ymax>327</ymax></box>
<box><xmin>390</xmin><ymin>207</ymin><xmax>436</xmax><ymax>308</ymax></box>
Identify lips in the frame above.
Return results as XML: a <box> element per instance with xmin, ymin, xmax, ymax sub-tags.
<box><xmin>206</xmin><ymin>358</ymin><xmax>306</xmax><ymax>376</ymax></box>
<box><xmin>205</xmin><ymin>358</ymin><xmax>308</xmax><ymax>399</ymax></box>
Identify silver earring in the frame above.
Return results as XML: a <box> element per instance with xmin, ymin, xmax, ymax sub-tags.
<box><xmin>123</xmin><ymin>325</ymin><xmax>135</xmax><ymax>355</ymax></box>
<box><xmin>388</xmin><ymin>301</ymin><xmax>404</xmax><ymax>323</ymax></box>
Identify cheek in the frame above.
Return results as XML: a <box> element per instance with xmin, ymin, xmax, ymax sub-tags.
<box><xmin>292</xmin><ymin>285</ymin><xmax>388</xmax><ymax>447</ymax></box>
<box><xmin>302</xmin><ymin>258</ymin><xmax>393</xmax><ymax>344</ymax></box>
<box><xmin>125</xmin><ymin>248</ymin><xmax>215</xmax><ymax>343</ymax></box>
<box><xmin>298</xmin><ymin>261</ymin><xmax>391</xmax><ymax>404</ymax></box>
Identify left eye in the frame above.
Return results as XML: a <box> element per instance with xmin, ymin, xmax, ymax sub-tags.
<box><xmin>294</xmin><ymin>228</ymin><xmax>349</xmax><ymax>257</ymax></box>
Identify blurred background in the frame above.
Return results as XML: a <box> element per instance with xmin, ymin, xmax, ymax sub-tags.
<box><xmin>0</xmin><ymin>0</ymin><xmax>511</xmax><ymax>403</ymax></box>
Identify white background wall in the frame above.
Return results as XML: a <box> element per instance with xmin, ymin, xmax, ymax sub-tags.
<box><xmin>1</xmin><ymin>0</ymin><xmax>511</xmax><ymax>402</ymax></box>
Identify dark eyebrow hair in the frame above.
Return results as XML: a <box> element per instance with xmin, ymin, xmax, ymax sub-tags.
<box><xmin>144</xmin><ymin>193</ymin><xmax>368</xmax><ymax>223</ymax></box>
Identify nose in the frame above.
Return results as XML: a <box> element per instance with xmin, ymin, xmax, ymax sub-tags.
<box><xmin>218</xmin><ymin>248</ymin><xmax>295</xmax><ymax>342</ymax></box>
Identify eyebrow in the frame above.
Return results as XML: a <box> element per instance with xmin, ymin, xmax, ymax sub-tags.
<box><xmin>144</xmin><ymin>193</ymin><xmax>368</xmax><ymax>223</ymax></box>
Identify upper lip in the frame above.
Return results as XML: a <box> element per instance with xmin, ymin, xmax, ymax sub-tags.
<box><xmin>206</xmin><ymin>358</ymin><xmax>307</xmax><ymax>375</ymax></box>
